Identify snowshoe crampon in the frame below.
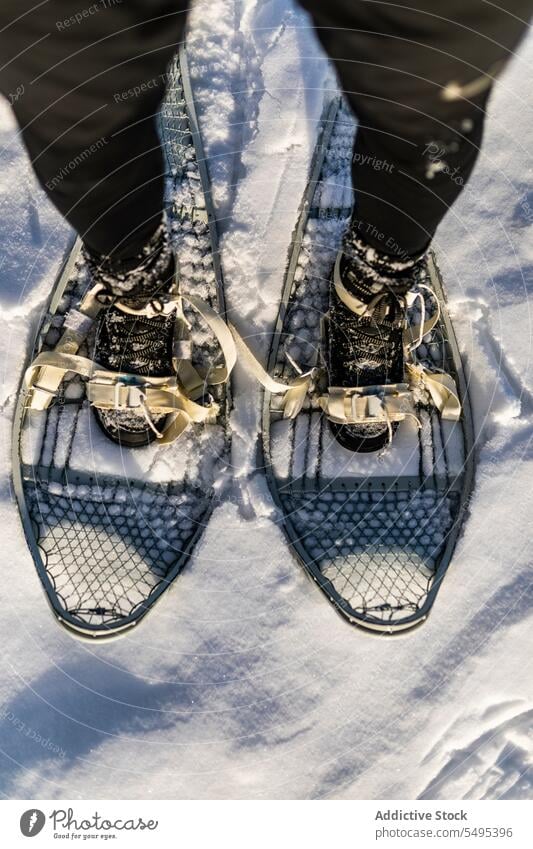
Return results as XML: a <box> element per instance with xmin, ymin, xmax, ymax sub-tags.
<box><xmin>261</xmin><ymin>98</ymin><xmax>475</xmax><ymax>634</ymax></box>
<box><xmin>12</xmin><ymin>48</ymin><xmax>232</xmax><ymax>640</ymax></box>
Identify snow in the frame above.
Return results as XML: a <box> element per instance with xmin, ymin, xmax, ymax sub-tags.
<box><xmin>0</xmin><ymin>0</ymin><xmax>532</xmax><ymax>800</ymax></box>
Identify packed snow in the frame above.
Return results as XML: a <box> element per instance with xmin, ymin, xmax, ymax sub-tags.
<box><xmin>0</xmin><ymin>0</ymin><xmax>532</xmax><ymax>800</ymax></box>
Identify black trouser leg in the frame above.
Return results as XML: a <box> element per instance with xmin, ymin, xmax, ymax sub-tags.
<box><xmin>299</xmin><ymin>0</ymin><xmax>532</xmax><ymax>256</ymax></box>
<box><xmin>0</xmin><ymin>1</ymin><xmax>189</xmax><ymax>260</ymax></box>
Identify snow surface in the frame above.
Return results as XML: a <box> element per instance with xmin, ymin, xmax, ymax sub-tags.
<box><xmin>0</xmin><ymin>0</ymin><xmax>532</xmax><ymax>800</ymax></box>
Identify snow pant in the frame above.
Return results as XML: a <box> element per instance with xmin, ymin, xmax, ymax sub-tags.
<box><xmin>0</xmin><ymin>1</ymin><xmax>531</xmax><ymax>262</ymax></box>
<box><xmin>299</xmin><ymin>0</ymin><xmax>533</xmax><ymax>255</ymax></box>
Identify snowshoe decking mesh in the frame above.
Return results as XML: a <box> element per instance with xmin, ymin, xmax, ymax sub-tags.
<box><xmin>13</xmin><ymin>49</ymin><xmax>229</xmax><ymax>639</ymax></box>
<box><xmin>262</xmin><ymin>99</ymin><xmax>475</xmax><ymax>633</ymax></box>
<box><xmin>24</xmin><ymin>476</ymin><xmax>211</xmax><ymax>628</ymax></box>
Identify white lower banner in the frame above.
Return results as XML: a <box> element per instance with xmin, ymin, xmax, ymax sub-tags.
<box><xmin>1</xmin><ymin>800</ymin><xmax>532</xmax><ymax>848</ymax></box>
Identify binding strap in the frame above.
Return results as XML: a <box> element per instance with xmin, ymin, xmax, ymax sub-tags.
<box><xmin>333</xmin><ymin>251</ymin><xmax>441</xmax><ymax>351</ymax></box>
<box><xmin>23</xmin><ymin>351</ymin><xmax>220</xmax><ymax>445</ymax></box>
<box><xmin>23</xmin><ymin>281</ymin><xmax>239</xmax><ymax>443</ymax></box>
<box><xmin>406</xmin><ymin>362</ymin><xmax>461</xmax><ymax>422</ymax></box>
<box><xmin>318</xmin><ymin>384</ymin><xmax>414</xmax><ymax>425</ymax></box>
<box><xmin>316</xmin><ymin>365</ymin><xmax>461</xmax><ymax>428</ymax></box>
<box><xmin>24</xmin><ymin>255</ymin><xmax>461</xmax><ymax>444</ymax></box>
<box><xmin>23</xmin><ymin>285</ymin><xmax>312</xmax><ymax>444</ymax></box>
<box><xmin>228</xmin><ymin>324</ymin><xmax>315</xmax><ymax>419</ymax></box>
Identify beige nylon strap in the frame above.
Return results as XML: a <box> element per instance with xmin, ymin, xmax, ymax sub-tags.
<box><xmin>155</xmin><ymin>412</ymin><xmax>192</xmax><ymax>445</ymax></box>
<box><xmin>28</xmin><ymin>283</ymin><xmax>108</xmax><ymax>411</ymax></box>
<box><xmin>333</xmin><ymin>252</ymin><xmax>374</xmax><ymax>317</ymax></box>
<box><xmin>318</xmin><ymin>384</ymin><xmax>414</xmax><ymax>425</ymax></box>
<box><xmin>105</xmin><ymin>290</ymin><xmax>237</xmax><ymax>388</ymax></box>
<box><xmin>25</xmin><ymin>352</ymin><xmax>218</xmax><ymax>415</ymax></box>
<box><xmin>334</xmin><ymin>251</ymin><xmax>440</xmax><ymax>352</ymax></box>
<box><xmin>78</xmin><ymin>283</ymin><xmax>109</xmax><ymax>318</ymax></box>
<box><xmin>25</xmin><ymin>283</ymin><xmax>237</xmax><ymax>408</ymax></box>
<box><xmin>24</xmin><ymin>351</ymin><xmax>97</xmax><ymax>412</ymax></box>
<box><xmin>403</xmin><ymin>314</ymin><xmax>439</xmax><ymax>351</ymax></box>
<box><xmin>406</xmin><ymin>362</ymin><xmax>461</xmax><ymax>421</ymax></box>
<box><xmin>186</xmin><ymin>294</ymin><xmax>237</xmax><ymax>381</ymax></box>
<box><xmin>228</xmin><ymin>323</ymin><xmax>314</xmax><ymax>419</ymax></box>
<box><xmin>86</xmin><ymin>377</ymin><xmax>215</xmax><ymax>417</ymax></box>
<box><xmin>403</xmin><ymin>288</ymin><xmax>440</xmax><ymax>352</ymax></box>
<box><xmin>318</xmin><ymin>361</ymin><xmax>461</xmax><ymax>426</ymax></box>
<box><xmin>23</xmin><ymin>281</ymin><xmax>239</xmax><ymax>442</ymax></box>
<box><xmin>25</xmin><ymin>272</ymin><xmax>462</xmax><ymax>444</ymax></box>
<box><xmin>24</xmin><ymin>350</ymin><xmax>219</xmax><ymax>442</ymax></box>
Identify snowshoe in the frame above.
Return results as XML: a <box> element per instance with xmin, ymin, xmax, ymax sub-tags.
<box><xmin>12</xmin><ymin>47</ymin><xmax>234</xmax><ymax>640</ymax></box>
<box><xmin>260</xmin><ymin>98</ymin><xmax>475</xmax><ymax>634</ymax></box>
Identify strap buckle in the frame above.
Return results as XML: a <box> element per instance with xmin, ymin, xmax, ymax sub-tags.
<box><xmin>349</xmin><ymin>390</ymin><xmax>384</xmax><ymax>421</ymax></box>
<box><xmin>111</xmin><ymin>379</ymin><xmax>165</xmax><ymax>439</ymax></box>
<box><xmin>113</xmin><ymin>380</ymin><xmax>148</xmax><ymax>409</ymax></box>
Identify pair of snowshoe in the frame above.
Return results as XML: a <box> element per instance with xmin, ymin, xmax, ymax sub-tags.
<box><xmin>13</xmin><ymin>53</ymin><xmax>474</xmax><ymax>640</ymax></box>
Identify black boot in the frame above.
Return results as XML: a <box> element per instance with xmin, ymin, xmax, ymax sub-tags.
<box><xmin>84</xmin><ymin>220</ymin><xmax>177</xmax><ymax>448</ymax></box>
<box><xmin>326</xmin><ymin>230</ymin><xmax>427</xmax><ymax>453</ymax></box>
